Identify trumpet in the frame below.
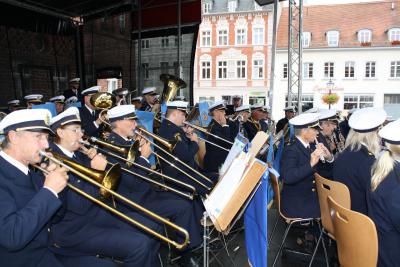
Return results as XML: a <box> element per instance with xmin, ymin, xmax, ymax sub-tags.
<box><xmin>35</xmin><ymin>150</ymin><xmax>189</xmax><ymax>250</ymax></box>
<box><xmin>135</xmin><ymin>127</ymin><xmax>213</xmax><ymax>188</ymax></box>
<box><xmin>80</xmin><ymin>138</ymin><xmax>196</xmax><ymax>199</ymax></box>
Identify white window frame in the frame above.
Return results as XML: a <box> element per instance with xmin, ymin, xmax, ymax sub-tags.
<box><xmin>217</xmin><ymin>61</ymin><xmax>228</xmax><ymax>79</ymax></box>
<box><xmin>388</xmin><ymin>28</ymin><xmax>400</xmax><ymax>42</ymax></box>
<box><xmin>236</xmin><ymin>60</ymin><xmax>247</xmax><ymax>79</ymax></box>
<box><xmin>217</xmin><ymin>29</ymin><xmax>229</xmax><ymax>46</ymax></box>
<box><xmin>358</xmin><ymin>29</ymin><xmax>372</xmax><ymax>43</ymax></box>
<box><xmin>344</xmin><ymin>94</ymin><xmax>374</xmax><ymax>110</ymax></box>
<box><xmin>303</xmin><ymin>62</ymin><xmax>314</xmax><ymax>79</ymax></box>
<box><xmin>228</xmin><ymin>1</ymin><xmax>237</xmax><ymax>12</ymax></box>
<box><xmin>252</xmin><ymin>59</ymin><xmax>264</xmax><ymax>79</ymax></box>
<box><xmin>302</xmin><ymin>32</ymin><xmax>311</xmax><ymax>47</ymax></box>
<box><xmin>344</xmin><ymin>61</ymin><xmax>355</xmax><ymax>78</ymax></box>
<box><xmin>236</xmin><ymin>28</ymin><xmax>247</xmax><ymax>45</ymax></box>
<box><xmin>326</xmin><ymin>31</ymin><xmax>339</xmax><ymax>47</ymax></box>
<box><xmin>390</xmin><ymin>61</ymin><xmax>400</xmax><ymax>78</ymax></box>
<box><xmin>141</xmin><ymin>63</ymin><xmax>149</xmax><ymax>79</ymax></box>
<box><xmin>107</xmin><ymin>78</ymin><xmax>118</xmax><ymax>93</ymax></box>
<box><xmin>203</xmin><ymin>2</ymin><xmax>212</xmax><ymax>14</ymax></box>
<box><xmin>252</xmin><ymin>27</ymin><xmax>264</xmax><ymax>45</ymax></box>
<box><xmin>161</xmin><ymin>37</ymin><xmax>169</xmax><ymax>48</ymax></box>
<box><xmin>201</xmin><ymin>30</ymin><xmax>211</xmax><ymax>47</ymax></box>
<box><xmin>141</xmin><ymin>39</ymin><xmax>149</xmax><ymax>49</ymax></box>
<box><xmin>324</xmin><ymin>62</ymin><xmax>335</xmax><ymax>78</ymax></box>
<box><xmin>201</xmin><ymin>61</ymin><xmax>211</xmax><ymax>80</ymax></box>
<box><xmin>365</xmin><ymin>61</ymin><xmax>376</xmax><ymax>78</ymax></box>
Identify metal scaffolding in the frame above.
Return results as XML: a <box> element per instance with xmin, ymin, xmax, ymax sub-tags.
<box><xmin>287</xmin><ymin>0</ymin><xmax>303</xmax><ymax>113</ymax></box>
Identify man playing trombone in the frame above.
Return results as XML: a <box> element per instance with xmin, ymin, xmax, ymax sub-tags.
<box><xmin>0</xmin><ymin>109</ymin><xmax>69</xmax><ymax>267</ymax></box>
<box><xmin>47</xmin><ymin>107</ymin><xmax>161</xmax><ymax>267</ymax></box>
<box><xmin>105</xmin><ymin>104</ymin><xmax>203</xmax><ymax>267</ymax></box>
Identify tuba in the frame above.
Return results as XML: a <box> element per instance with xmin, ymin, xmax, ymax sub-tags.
<box><xmin>90</xmin><ymin>92</ymin><xmax>117</xmax><ymax>140</ymax></box>
<box><xmin>160</xmin><ymin>74</ymin><xmax>186</xmax><ymax>103</ymax></box>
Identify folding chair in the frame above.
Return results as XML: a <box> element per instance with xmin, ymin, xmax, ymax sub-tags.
<box><xmin>269</xmin><ymin>172</ymin><xmax>328</xmax><ymax>267</ymax></box>
<box><xmin>327</xmin><ymin>196</ymin><xmax>378</xmax><ymax>267</ymax></box>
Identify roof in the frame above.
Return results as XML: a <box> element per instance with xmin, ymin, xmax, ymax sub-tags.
<box><xmin>277</xmin><ymin>0</ymin><xmax>400</xmax><ymax>49</ymax></box>
<box><xmin>203</xmin><ymin>0</ymin><xmax>272</xmax><ymax>14</ymax></box>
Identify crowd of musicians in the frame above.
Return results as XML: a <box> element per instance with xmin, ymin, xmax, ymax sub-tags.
<box><xmin>1</xmin><ymin>76</ymin><xmax>400</xmax><ymax>267</ymax></box>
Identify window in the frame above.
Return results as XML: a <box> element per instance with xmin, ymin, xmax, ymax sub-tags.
<box><xmin>160</xmin><ymin>62</ymin><xmax>169</xmax><ymax>73</ymax></box>
<box><xmin>217</xmin><ymin>29</ymin><xmax>228</xmax><ymax>46</ymax></box>
<box><xmin>344</xmin><ymin>94</ymin><xmax>374</xmax><ymax>109</ymax></box>
<box><xmin>141</xmin><ymin>39</ymin><xmax>149</xmax><ymax>49</ymax></box>
<box><xmin>326</xmin><ymin>31</ymin><xmax>339</xmax><ymax>47</ymax></box>
<box><xmin>201</xmin><ymin>61</ymin><xmax>211</xmax><ymax>79</ymax></box>
<box><xmin>218</xmin><ymin>61</ymin><xmax>227</xmax><ymax>79</ymax></box>
<box><xmin>249</xmin><ymin>96</ymin><xmax>266</xmax><ymax>105</ymax></box>
<box><xmin>236</xmin><ymin>60</ymin><xmax>246</xmax><ymax>79</ymax></box>
<box><xmin>203</xmin><ymin>2</ymin><xmax>212</xmax><ymax>14</ymax></box>
<box><xmin>302</xmin><ymin>32</ymin><xmax>311</xmax><ymax>47</ymax></box>
<box><xmin>253</xmin><ymin>27</ymin><xmax>264</xmax><ymax>45</ymax></box>
<box><xmin>388</xmin><ymin>28</ymin><xmax>400</xmax><ymax>42</ymax></box>
<box><xmin>52</xmin><ymin>66</ymin><xmax>68</xmax><ymax>92</ymax></box>
<box><xmin>390</xmin><ymin>61</ymin><xmax>400</xmax><ymax>78</ymax></box>
<box><xmin>285</xmin><ymin>94</ymin><xmax>314</xmax><ymax>111</ymax></box>
<box><xmin>283</xmin><ymin>63</ymin><xmax>288</xmax><ymax>78</ymax></box>
<box><xmin>303</xmin><ymin>62</ymin><xmax>314</xmax><ymax>79</ymax></box>
<box><xmin>119</xmin><ymin>14</ymin><xmax>126</xmax><ymax>34</ymax></box>
<box><xmin>142</xmin><ymin>63</ymin><xmax>149</xmax><ymax>79</ymax></box>
<box><xmin>345</xmin><ymin>61</ymin><xmax>355</xmax><ymax>78</ymax></box>
<box><xmin>174</xmin><ymin>36</ymin><xmax>182</xmax><ymax>47</ymax></box>
<box><xmin>107</xmin><ymin>78</ymin><xmax>118</xmax><ymax>92</ymax></box>
<box><xmin>358</xmin><ymin>29</ymin><xmax>372</xmax><ymax>43</ymax></box>
<box><xmin>236</xmin><ymin>28</ymin><xmax>247</xmax><ymax>45</ymax></box>
<box><xmin>384</xmin><ymin>94</ymin><xmax>400</xmax><ymax>104</ymax></box>
<box><xmin>228</xmin><ymin>1</ymin><xmax>237</xmax><ymax>12</ymax></box>
<box><xmin>365</xmin><ymin>61</ymin><xmax>376</xmax><ymax>78</ymax></box>
<box><xmin>161</xmin><ymin>37</ymin><xmax>169</xmax><ymax>48</ymax></box>
<box><xmin>324</xmin><ymin>62</ymin><xmax>334</xmax><ymax>78</ymax></box>
<box><xmin>253</xmin><ymin>59</ymin><xmax>264</xmax><ymax>79</ymax></box>
<box><xmin>201</xmin><ymin>30</ymin><xmax>211</xmax><ymax>47</ymax></box>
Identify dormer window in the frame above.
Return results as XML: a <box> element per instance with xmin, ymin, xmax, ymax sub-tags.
<box><xmin>228</xmin><ymin>0</ymin><xmax>237</xmax><ymax>12</ymax></box>
<box><xmin>302</xmin><ymin>32</ymin><xmax>311</xmax><ymax>47</ymax></box>
<box><xmin>388</xmin><ymin>28</ymin><xmax>400</xmax><ymax>42</ymax></box>
<box><xmin>326</xmin><ymin>30</ymin><xmax>339</xmax><ymax>47</ymax></box>
<box><xmin>203</xmin><ymin>2</ymin><xmax>212</xmax><ymax>14</ymax></box>
<box><xmin>358</xmin><ymin>29</ymin><xmax>372</xmax><ymax>44</ymax></box>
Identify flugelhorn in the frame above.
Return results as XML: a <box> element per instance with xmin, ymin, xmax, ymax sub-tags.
<box><xmin>36</xmin><ymin>150</ymin><xmax>190</xmax><ymax>250</ymax></box>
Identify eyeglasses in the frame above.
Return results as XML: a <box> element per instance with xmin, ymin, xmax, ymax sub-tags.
<box><xmin>64</xmin><ymin>128</ymin><xmax>85</xmax><ymax>134</ymax></box>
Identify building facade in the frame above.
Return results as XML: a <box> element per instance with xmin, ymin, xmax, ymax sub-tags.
<box><xmin>273</xmin><ymin>1</ymin><xmax>400</xmax><ymax>120</ymax></box>
<box><xmin>194</xmin><ymin>0</ymin><xmax>272</xmax><ymax>105</ymax></box>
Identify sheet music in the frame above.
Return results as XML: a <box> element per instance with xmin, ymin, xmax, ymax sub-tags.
<box><xmin>219</xmin><ymin>134</ymin><xmax>248</xmax><ymax>175</ymax></box>
<box><xmin>204</xmin><ymin>152</ymin><xmax>253</xmax><ymax>220</ymax></box>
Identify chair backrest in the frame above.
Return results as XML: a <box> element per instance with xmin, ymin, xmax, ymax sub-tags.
<box><xmin>269</xmin><ymin>168</ymin><xmax>281</xmax><ymax>214</ymax></box>
<box><xmin>315</xmin><ymin>173</ymin><xmax>351</xmax><ymax>239</ymax></box>
<box><xmin>327</xmin><ymin>196</ymin><xmax>378</xmax><ymax>267</ymax></box>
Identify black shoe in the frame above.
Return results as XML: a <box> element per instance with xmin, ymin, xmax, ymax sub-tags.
<box><xmin>180</xmin><ymin>252</ymin><xmax>202</xmax><ymax>267</ymax></box>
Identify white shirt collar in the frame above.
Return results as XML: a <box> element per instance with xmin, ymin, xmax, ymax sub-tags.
<box><xmin>56</xmin><ymin>144</ymin><xmax>75</xmax><ymax>158</ymax></box>
<box><xmin>296</xmin><ymin>136</ymin><xmax>310</xmax><ymax>148</ymax></box>
<box><xmin>0</xmin><ymin>150</ymin><xmax>29</xmax><ymax>175</ymax></box>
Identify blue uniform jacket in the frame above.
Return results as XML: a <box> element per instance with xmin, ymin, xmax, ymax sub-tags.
<box><xmin>157</xmin><ymin>119</ymin><xmax>214</xmax><ymax>195</ymax></box>
<box><xmin>106</xmin><ymin>131</ymin><xmax>156</xmax><ymax>205</ymax></box>
<box><xmin>0</xmin><ymin>155</ymin><xmax>63</xmax><ymax>267</ymax></box>
<box><xmin>78</xmin><ymin>105</ymin><xmax>100</xmax><ymax>137</ymax></box>
<box><xmin>203</xmin><ymin>119</ymin><xmax>233</xmax><ymax>173</ymax></box>
<box><xmin>280</xmin><ymin>138</ymin><xmax>320</xmax><ymax>218</ymax></box>
<box><xmin>243</xmin><ymin>119</ymin><xmax>267</xmax><ymax>141</ymax></box>
<box><xmin>367</xmin><ymin>163</ymin><xmax>400</xmax><ymax>267</ymax></box>
<box><xmin>333</xmin><ymin>145</ymin><xmax>375</xmax><ymax>215</ymax></box>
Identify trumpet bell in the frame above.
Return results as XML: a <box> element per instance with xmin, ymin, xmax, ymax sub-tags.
<box><xmin>90</xmin><ymin>92</ymin><xmax>117</xmax><ymax>109</ymax></box>
<box><xmin>160</xmin><ymin>74</ymin><xmax>186</xmax><ymax>103</ymax></box>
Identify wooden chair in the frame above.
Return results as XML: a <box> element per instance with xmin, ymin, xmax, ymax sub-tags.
<box><xmin>268</xmin><ymin>171</ymin><xmax>328</xmax><ymax>267</ymax></box>
<box><xmin>315</xmin><ymin>173</ymin><xmax>351</xmax><ymax>239</ymax></box>
<box><xmin>327</xmin><ymin>196</ymin><xmax>378</xmax><ymax>267</ymax></box>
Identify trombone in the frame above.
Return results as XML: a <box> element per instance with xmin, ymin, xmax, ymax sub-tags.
<box><xmin>35</xmin><ymin>150</ymin><xmax>190</xmax><ymax>250</ymax></box>
<box><xmin>183</xmin><ymin>121</ymin><xmax>234</xmax><ymax>146</ymax></box>
<box><xmin>80</xmin><ymin>138</ymin><xmax>196</xmax><ymax>199</ymax></box>
<box><xmin>135</xmin><ymin>126</ymin><xmax>213</xmax><ymax>188</ymax></box>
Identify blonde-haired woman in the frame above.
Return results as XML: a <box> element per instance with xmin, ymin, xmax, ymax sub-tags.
<box><xmin>367</xmin><ymin>119</ymin><xmax>400</xmax><ymax>267</ymax></box>
<box><xmin>333</xmin><ymin>107</ymin><xmax>387</xmax><ymax>215</ymax></box>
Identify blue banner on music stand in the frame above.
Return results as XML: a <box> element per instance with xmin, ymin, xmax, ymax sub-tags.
<box><xmin>32</xmin><ymin>103</ymin><xmax>57</xmax><ymax>117</ymax></box>
<box><xmin>135</xmin><ymin>110</ymin><xmax>156</xmax><ymax>166</ymax></box>
<box><xmin>65</xmin><ymin>101</ymin><xmax>82</xmax><ymax>110</ymax></box>
<box><xmin>198</xmin><ymin>101</ymin><xmax>212</xmax><ymax>127</ymax></box>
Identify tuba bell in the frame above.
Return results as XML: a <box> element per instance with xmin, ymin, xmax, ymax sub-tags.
<box><xmin>160</xmin><ymin>74</ymin><xmax>186</xmax><ymax>103</ymax></box>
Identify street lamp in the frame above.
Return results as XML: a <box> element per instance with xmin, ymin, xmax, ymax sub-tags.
<box><xmin>327</xmin><ymin>79</ymin><xmax>334</xmax><ymax>109</ymax></box>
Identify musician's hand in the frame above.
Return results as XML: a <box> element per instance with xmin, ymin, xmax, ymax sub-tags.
<box><xmin>319</xmin><ymin>144</ymin><xmax>333</xmax><ymax>161</ymax></box>
<box><xmin>90</xmin><ymin>153</ymin><xmax>107</xmax><ymax>171</ymax></box>
<box><xmin>189</xmin><ymin>132</ymin><xmax>199</xmax><ymax>143</ymax></box>
<box><xmin>95</xmin><ymin>112</ymin><xmax>107</xmax><ymax>126</ymax></box>
<box><xmin>140</xmin><ymin>141</ymin><xmax>152</xmax><ymax>159</ymax></box>
<box><xmin>81</xmin><ymin>146</ymin><xmax>97</xmax><ymax>159</ymax></box>
<box><xmin>310</xmin><ymin>148</ymin><xmax>324</xmax><ymax>167</ymax></box>
<box><xmin>43</xmin><ymin>164</ymin><xmax>69</xmax><ymax>194</ymax></box>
